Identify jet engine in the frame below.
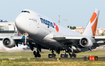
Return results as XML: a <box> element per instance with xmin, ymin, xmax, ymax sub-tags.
<box><xmin>79</xmin><ymin>37</ymin><xmax>93</xmax><ymax>48</ymax></box>
<box><xmin>2</xmin><ymin>38</ymin><xmax>15</xmax><ymax>48</ymax></box>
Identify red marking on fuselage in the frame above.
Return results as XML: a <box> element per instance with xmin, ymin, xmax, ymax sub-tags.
<box><xmin>53</xmin><ymin>23</ymin><xmax>59</xmax><ymax>32</ymax></box>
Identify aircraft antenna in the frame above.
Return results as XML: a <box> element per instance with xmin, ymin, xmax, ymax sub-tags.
<box><xmin>58</xmin><ymin>15</ymin><xmax>60</xmax><ymax>25</ymax></box>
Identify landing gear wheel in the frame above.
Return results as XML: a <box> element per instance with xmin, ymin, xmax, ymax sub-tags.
<box><xmin>60</xmin><ymin>54</ymin><xmax>68</xmax><ymax>58</ymax></box>
<box><xmin>69</xmin><ymin>54</ymin><xmax>72</xmax><ymax>58</ymax></box>
<box><xmin>33</xmin><ymin>51</ymin><xmax>41</xmax><ymax>58</ymax></box>
<box><xmin>48</xmin><ymin>54</ymin><xmax>56</xmax><ymax>58</ymax></box>
<box><xmin>72</xmin><ymin>54</ymin><xmax>76</xmax><ymax>58</ymax></box>
<box><xmin>37</xmin><ymin>53</ymin><xmax>41</xmax><ymax>57</ymax></box>
<box><xmin>33</xmin><ymin>51</ymin><xmax>37</xmax><ymax>57</ymax></box>
<box><xmin>48</xmin><ymin>50</ymin><xmax>56</xmax><ymax>58</ymax></box>
<box><xmin>69</xmin><ymin>54</ymin><xmax>76</xmax><ymax>58</ymax></box>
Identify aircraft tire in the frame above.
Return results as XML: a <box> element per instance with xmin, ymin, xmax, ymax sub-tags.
<box><xmin>72</xmin><ymin>54</ymin><xmax>76</xmax><ymax>58</ymax></box>
<box><xmin>69</xmin><ymin>54</ymin><xmax>76</xmax><ymax>58</ymax></box>
<box><xmin>33</xmin><ymin>51</ymin><xmax>37</xmax><ymax>57</ymax></box>
<box><xmin>48</xmin><ymin>54</ymin><xmax>56</xmax><ymax>58</ymax></box>
<box><xmin>60</xmin><ymin>54</ymin><xmax>68</xmax><ymax>58</ymax></box>
<box><xmin>61</xmin><ymin>54</ymin><xmax>63</xmax><ymax>58</ymax></box>
<box><xmin>53</xmin><ymin>54</ymin><xmax>56</xmax><ymax>58</ymax></box>
<box><xmin>37</xmin><ymin>54</ymin><xmax>41</xmax><ymax>57</ymax></box>
<box><xmin>69</xmin><ymin>54</ymin><xmax>72</xmax><ymax>58</ymax></box>
<box><xmin>48</xmin><ymin>54</ymin><xmax>52</xmax><ymax>58</ymax></box>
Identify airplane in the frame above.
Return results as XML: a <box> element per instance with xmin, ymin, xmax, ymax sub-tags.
<box><xmin>0</xmin><ymin>9</ymin><xmax>104</xmax><ymax>58</ymax></box>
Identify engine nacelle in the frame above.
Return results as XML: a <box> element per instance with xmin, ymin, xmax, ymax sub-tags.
<box><xmin>2</xmin><ymin>38</ymin><xmax>15</xmax><ymax>48</ymax></box>
<box><xmin>79</xmin><ymin>37</ymin><xmax>93</xmax><ymax>48</ymax></box>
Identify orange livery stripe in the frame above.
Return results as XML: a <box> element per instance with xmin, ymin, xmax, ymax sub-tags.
<box><xmin>90</xmin><ymin>12</ymin><xmax>97</xmax><ymax>23</ymax></box>
<box><xmin>91</xmin><ymin>17</ymin><xmax>98</xmax><ymax>36</ymax></box>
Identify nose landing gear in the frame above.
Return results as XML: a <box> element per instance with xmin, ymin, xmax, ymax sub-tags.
<box><xmin>33</xmin><ymin>51</ymin><xmax>41</xmax><ymax>57</ymax></box>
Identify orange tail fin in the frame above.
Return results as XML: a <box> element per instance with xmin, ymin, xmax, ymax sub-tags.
<box><xmin>83</xmin><ymin>9</ymin><xmax>100</xmax><ymax>36</ymax></box>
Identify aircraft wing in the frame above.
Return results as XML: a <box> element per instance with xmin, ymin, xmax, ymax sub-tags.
<box><xmin>53</xmin><ymin>35</ymin><xmax>83</xmax><ymax>40</ymax></box>
<box><xmin>0</xmin><ymin>35</ymin><xmax>35</xmax><ymax>49</ymax></box>
<box><xmin>55</xmin><ymin>36</ymin><xmax>105</xmax><ymax>41</ymax></box>
<box><xmin>53</xmin><ymin>35</ymin><xmax>105</xmax><ymax>50</ymax></box>
<box><xmin>0</xmin><ymin>36</ymin><xmax>25</xmax><ymax>40</ymax></box>
<box><xmin>53</xmin><ymin>35</ymin><xmax>83</xmax><ymax>43</ymax></box>
<box><xmin>93</xmin><ymin>36</ymin><xmax>105</xmax><ymax>47</ymax></box>
<box><xmin>95</xmin><ymin>36</ymin><xmax>105</xmax><ymax>41</ymax></box>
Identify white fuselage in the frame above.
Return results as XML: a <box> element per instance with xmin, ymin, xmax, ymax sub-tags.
<box><xmin>15</xmin><ymin>9</ymin><xmax>82</xmax><ymax>50</ymax></box>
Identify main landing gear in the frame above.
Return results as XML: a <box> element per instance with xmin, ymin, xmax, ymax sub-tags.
<box><xmin>60</xmin><ymin>50</ymin><xmax>68</xmax><ymax>58</ymax></box>
<box><xmin>60</xmin><ymin>48</ymin><xmax>76</xmax><ymax>58</ymax></box>
<box><xmin>47</xmin><ymin>49</ymin><xmax>76</xmax><ymax>58</ymax></box>
<box><xmin>69</xmin><ymin>53</ymin><xmax>76</xmax><ymax>58</ymax></box>
<box><xmin>60</xmin><ymin>53</ymin><xmax>76</xmax><ymax>58</ymax></box>
<box><xmin>69</xmin><ymin>48</ymin><xmax>76</xmax><ymax>58</ymax></box>
<box><xmin>48</xmin><ymin>50</ymin><xmax>56</xmax><ymax>58</ymax></box>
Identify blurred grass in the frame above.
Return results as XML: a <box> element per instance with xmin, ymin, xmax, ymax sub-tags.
<box><xmin>0</xmin><ymin>50</ymin><xmax>105</xmax><ymax>66</ymax></box>
<box><xmin>0</xmin><ymin>52</ymin><xmax>33</xmax><ymax>59</ymax></box>
<box><xmin>0</xmin><ymin>59</ymin><xmax>105</xmax><ymax>66</ymax></box>
<box><xmin>76</xmin><ymin>50</ymin><xmax>105</xmax><ymax>58</ymax></box>
<box><xmin>0</xmin><ymin>50</ymin><xmax>105</xmax><ymax>58</ymax></box>
<box><xmin>76</xmin><ymin>51</ymin><xmax>105</xmax><ymax>55</ymax></box>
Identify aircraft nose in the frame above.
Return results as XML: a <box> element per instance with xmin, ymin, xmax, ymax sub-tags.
<box><xmin>15</xmin><ymin>11</ymin><xmax>39</xmax><ymax>35</ymax></box>
<box><xmin>15</xmin><ymin>16</ymin><xmax>22</xmax><ymax>26</ymax></box>
<box><xmin>15</xmin><ymin>14</ymin><xmax>30</xmax><ymax>33</ymax></box>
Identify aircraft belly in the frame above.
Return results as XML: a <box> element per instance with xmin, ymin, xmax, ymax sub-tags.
<box><xmin>44</xmin><ymin>41</ymin><xmax>64</xmax><ymax>49</ymax></box>
<box><xmin>30</xmin><ymin>34</ymin><xmax>64</xmax><ymax>50</ymax></box>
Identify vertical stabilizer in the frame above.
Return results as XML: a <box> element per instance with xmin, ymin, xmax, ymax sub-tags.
<box><xmin>83</xmin><ymin>9</ymin><xmax>100</xmax><ymax>37</ymax></box>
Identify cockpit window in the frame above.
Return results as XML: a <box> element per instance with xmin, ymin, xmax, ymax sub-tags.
<box><xmin>21</xmin><ymin>10</ymin><xmax>30</xmax><ymax>13</ymax></box>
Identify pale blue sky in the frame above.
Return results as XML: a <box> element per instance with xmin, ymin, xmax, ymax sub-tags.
<box><xmin>0</xmin><ymin>0</ymin><xmax>105</xmax><ymax>28</ymax></box>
